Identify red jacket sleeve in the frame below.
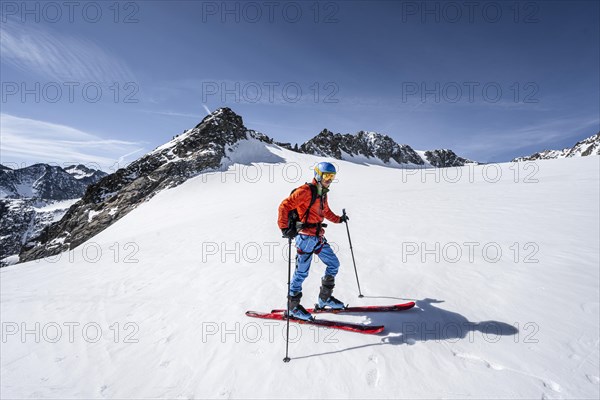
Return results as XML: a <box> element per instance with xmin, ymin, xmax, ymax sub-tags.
<box><xmin>323</xmin><ymin>196</ymin><xmax>341</xmax><ymax>223</ymax></box>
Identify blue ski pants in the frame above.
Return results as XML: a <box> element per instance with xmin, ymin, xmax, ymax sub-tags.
<box><xmin>289</xmin><ymin>234</ymin><xmax>340</xmax><ymax>295</ymax></box>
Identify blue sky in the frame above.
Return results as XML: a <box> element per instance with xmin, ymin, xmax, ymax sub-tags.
<box><xmin>1</xmin><ymin>0</ymin><xmax>598</xmax><ymax>171</ymax></box>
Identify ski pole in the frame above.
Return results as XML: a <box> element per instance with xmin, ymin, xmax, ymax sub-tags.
<box><xmin>343</xmin><ymin>209</ymin><xmax>364</xmax><ymax>298</ymax></box>
<box><xmin>283</xmin><ymin>236</ymin><xmax>292</xmax><ymax>363</ymax></box>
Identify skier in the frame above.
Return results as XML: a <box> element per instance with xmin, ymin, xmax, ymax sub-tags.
<box><xmin>277</xmin><ymin>161</ymin><xmax>349</xmax><ymax>321</ymax></box>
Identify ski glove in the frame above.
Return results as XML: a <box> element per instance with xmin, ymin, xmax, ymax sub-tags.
<box><xmin>339</xmin><ymin>214</ymin><xmax>349</xmax><ymax>223</ymax></box>
<box><xmin>281</xmin><ymin>228</ymin><xmax>296</xmax><ymax>239</ymax></box>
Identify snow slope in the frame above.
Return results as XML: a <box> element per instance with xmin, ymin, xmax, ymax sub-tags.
<box><xmin>1</xmin><ymin>145</ymin><xmax>599</xmax><ymax>399</ymax></box>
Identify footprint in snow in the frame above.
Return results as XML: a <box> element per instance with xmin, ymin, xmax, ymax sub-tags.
<box><xmin>158</xmin><ymin>334</ymin><xmax>174</xmax><ymax>344</ymax></box>
<box><xmin>452</xmin><ymin>351</ymin><xmax>561</xmax><ymax>393</ymax></box>
<box><xmin>452</xmin><ymin>351</ymin><xmax>504</xmax><ymax>370</ymax></box>
<box><xmin>366</xmin><ymin>354</ymin><xmax>380</xmax><ymax>387</ymax></box>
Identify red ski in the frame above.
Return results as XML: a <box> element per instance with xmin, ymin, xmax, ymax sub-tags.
<box><xmin>270</xmin><ymin>301</ymin><xmax>416</xmax><ymax>314</ymax></box>
<box><xmin>245</xmin><ymin>311</ymin><xmax>385</xmax><ymax>334</ymax></box>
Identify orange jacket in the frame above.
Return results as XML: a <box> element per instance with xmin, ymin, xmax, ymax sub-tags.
<box><xmin>278</xmin><ymin>180</ymin><xmax>341</xmax><ymax>237</ymax></box>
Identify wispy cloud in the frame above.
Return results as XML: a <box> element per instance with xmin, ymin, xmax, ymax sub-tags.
<box><xmin>0</xmin><ymin>21</ymin><xmax>134</xmax><ymax>83</ymax></box>
<box><xmin>0</xmin><ymin>114</ymin><xmax>145</xmax><ymax>171</ymax></box>
<box><xmin>453</xmin><ymin>115</ymin><xmax>600</xmax><ymax>158</ymax></box>
<box><xmin>145</xmin><ymin>78</ymin><xmax>348</xmax><ymax>108</ymax></box>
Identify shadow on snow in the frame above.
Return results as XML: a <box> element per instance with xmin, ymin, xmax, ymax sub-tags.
<box><xmin>293</xmin><ymin>297</ymin><xmax>519</xmax><ymax>360</ymax></box>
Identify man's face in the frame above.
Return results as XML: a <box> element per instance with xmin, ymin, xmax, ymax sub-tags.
<box><xmin>321</xmin><ymin>173</ymin><xmax>335</xmax><ymax>188</ymax></box>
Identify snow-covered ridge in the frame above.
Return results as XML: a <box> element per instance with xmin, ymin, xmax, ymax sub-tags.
<box><xmin>298</xmin><ymin>129</ymin><xmax>477</xmax><ymax>167</ymax></box>
<box><xmin>17</xmin><ymin>107</ymin><xmax>274</xmax><ymax>263</ymax></box>
<box><xmin>513</xmin><ymin>132</ymin><xmax>600</xmax><ymax>162</ymax></box>
<box><xmin>63</xmin><ymin>164</ymin><xmax>107</xmax><ymax>184</ymax></box>
<box><xmin>300</xmin><ymin>129</ymin><xmax>424</xmax><ymax>166</ymax></box>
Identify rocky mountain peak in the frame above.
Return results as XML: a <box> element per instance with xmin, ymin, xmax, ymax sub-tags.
<box><xmin>195</xmin><ymin>107</ymin><xmax>244</xmax><ymax>131</ymax></box>
<box><xmin>300</xmin><ymin>129</ymin><xmax>425</xmax><ymax>166</ymax></box>
<box><xmin>18</xmin><ymin>107</ymin><xmax>273</xmax><ymax>263</ymax></box>
<box><xmin>565</xmin><ymin>132</ymin><xmax>600</xmax><ymax>157</ymax></box>
<box><xmin>424</xmin><ymin>149</ymin><xmax>477</xmax><ymax>168</ymax></box>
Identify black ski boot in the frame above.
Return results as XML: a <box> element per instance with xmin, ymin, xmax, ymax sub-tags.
<box><xmin>317</xmin><ymin>275</ymin><xmax>346</xmax><ymax>310</ymax></box>
<box><xmin>287</xmin><ymin>292</ymin><xmax>313</xmax><ymax>321</ymax></box>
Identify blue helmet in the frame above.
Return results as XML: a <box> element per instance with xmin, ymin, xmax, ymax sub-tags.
<box><xmin>314</xmin><ymin>162</ymin><xmax>337</xmax><ymax>182</ymax></box>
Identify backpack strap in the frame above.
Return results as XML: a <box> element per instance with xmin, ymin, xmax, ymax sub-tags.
<box><xmin>300</xmin><ymin>183</ymin><xmax>329</xmax><ymax>236</ymax></box>
<box><xmin>300</xmin><ymin>183</ymin><xmax>318</xmax><ymax>224</ymax></box>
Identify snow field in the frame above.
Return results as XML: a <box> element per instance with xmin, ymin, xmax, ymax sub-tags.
<box><xmin>1</xmin><ymin>143</ymin><xmax>598</xmax><ymax>399</ymax></box>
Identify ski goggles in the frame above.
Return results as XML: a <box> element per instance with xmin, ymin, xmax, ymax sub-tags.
<box><xmin>321</xmin><ymin>172</ymin><xmax>336</xmax><ymax>180</ymax></box>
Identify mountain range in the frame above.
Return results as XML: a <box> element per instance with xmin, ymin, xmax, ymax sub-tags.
<box><xmin>13</xmin><ymin>108</ymin><xmax>478</xmax><ymax>264</ymax></box>
<box><xmin>4</xmin><ymin>108</ymin><xmax>598</xmax><ymax>266</ymax></box>
<box><xmin>0</xmin><ymin>163</ymin><xmax>106</xmax><ymax>200</ymax></box>
<box><xmin>277</xmin><ymin>129</ymin><xmax>476</xmax><ymax>167</ymax></box>
<box><xmin>0</xmin><ymin>164</ymin><xmax>107</xmax><ymax>265</ymax></box>
<box><xmin>512</xmin><ymin>132</ymin><xmax>600</xmax><ymax>162</ymax></box>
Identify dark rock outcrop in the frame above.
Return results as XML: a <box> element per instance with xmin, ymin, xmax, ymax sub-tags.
<box><xmin>300</xmin><ymin>129</ymin><xmax>425</xmax><ymax>166</ymax></box>
<box><xmin>18</xmin><ymin>108</ymin><xmax>272</xmax><ymax>262</ymax></box>
<box><xmin>423</xmin><ymin>149</ymin><xmax>477</xmax><ymax>167</ymax></box>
